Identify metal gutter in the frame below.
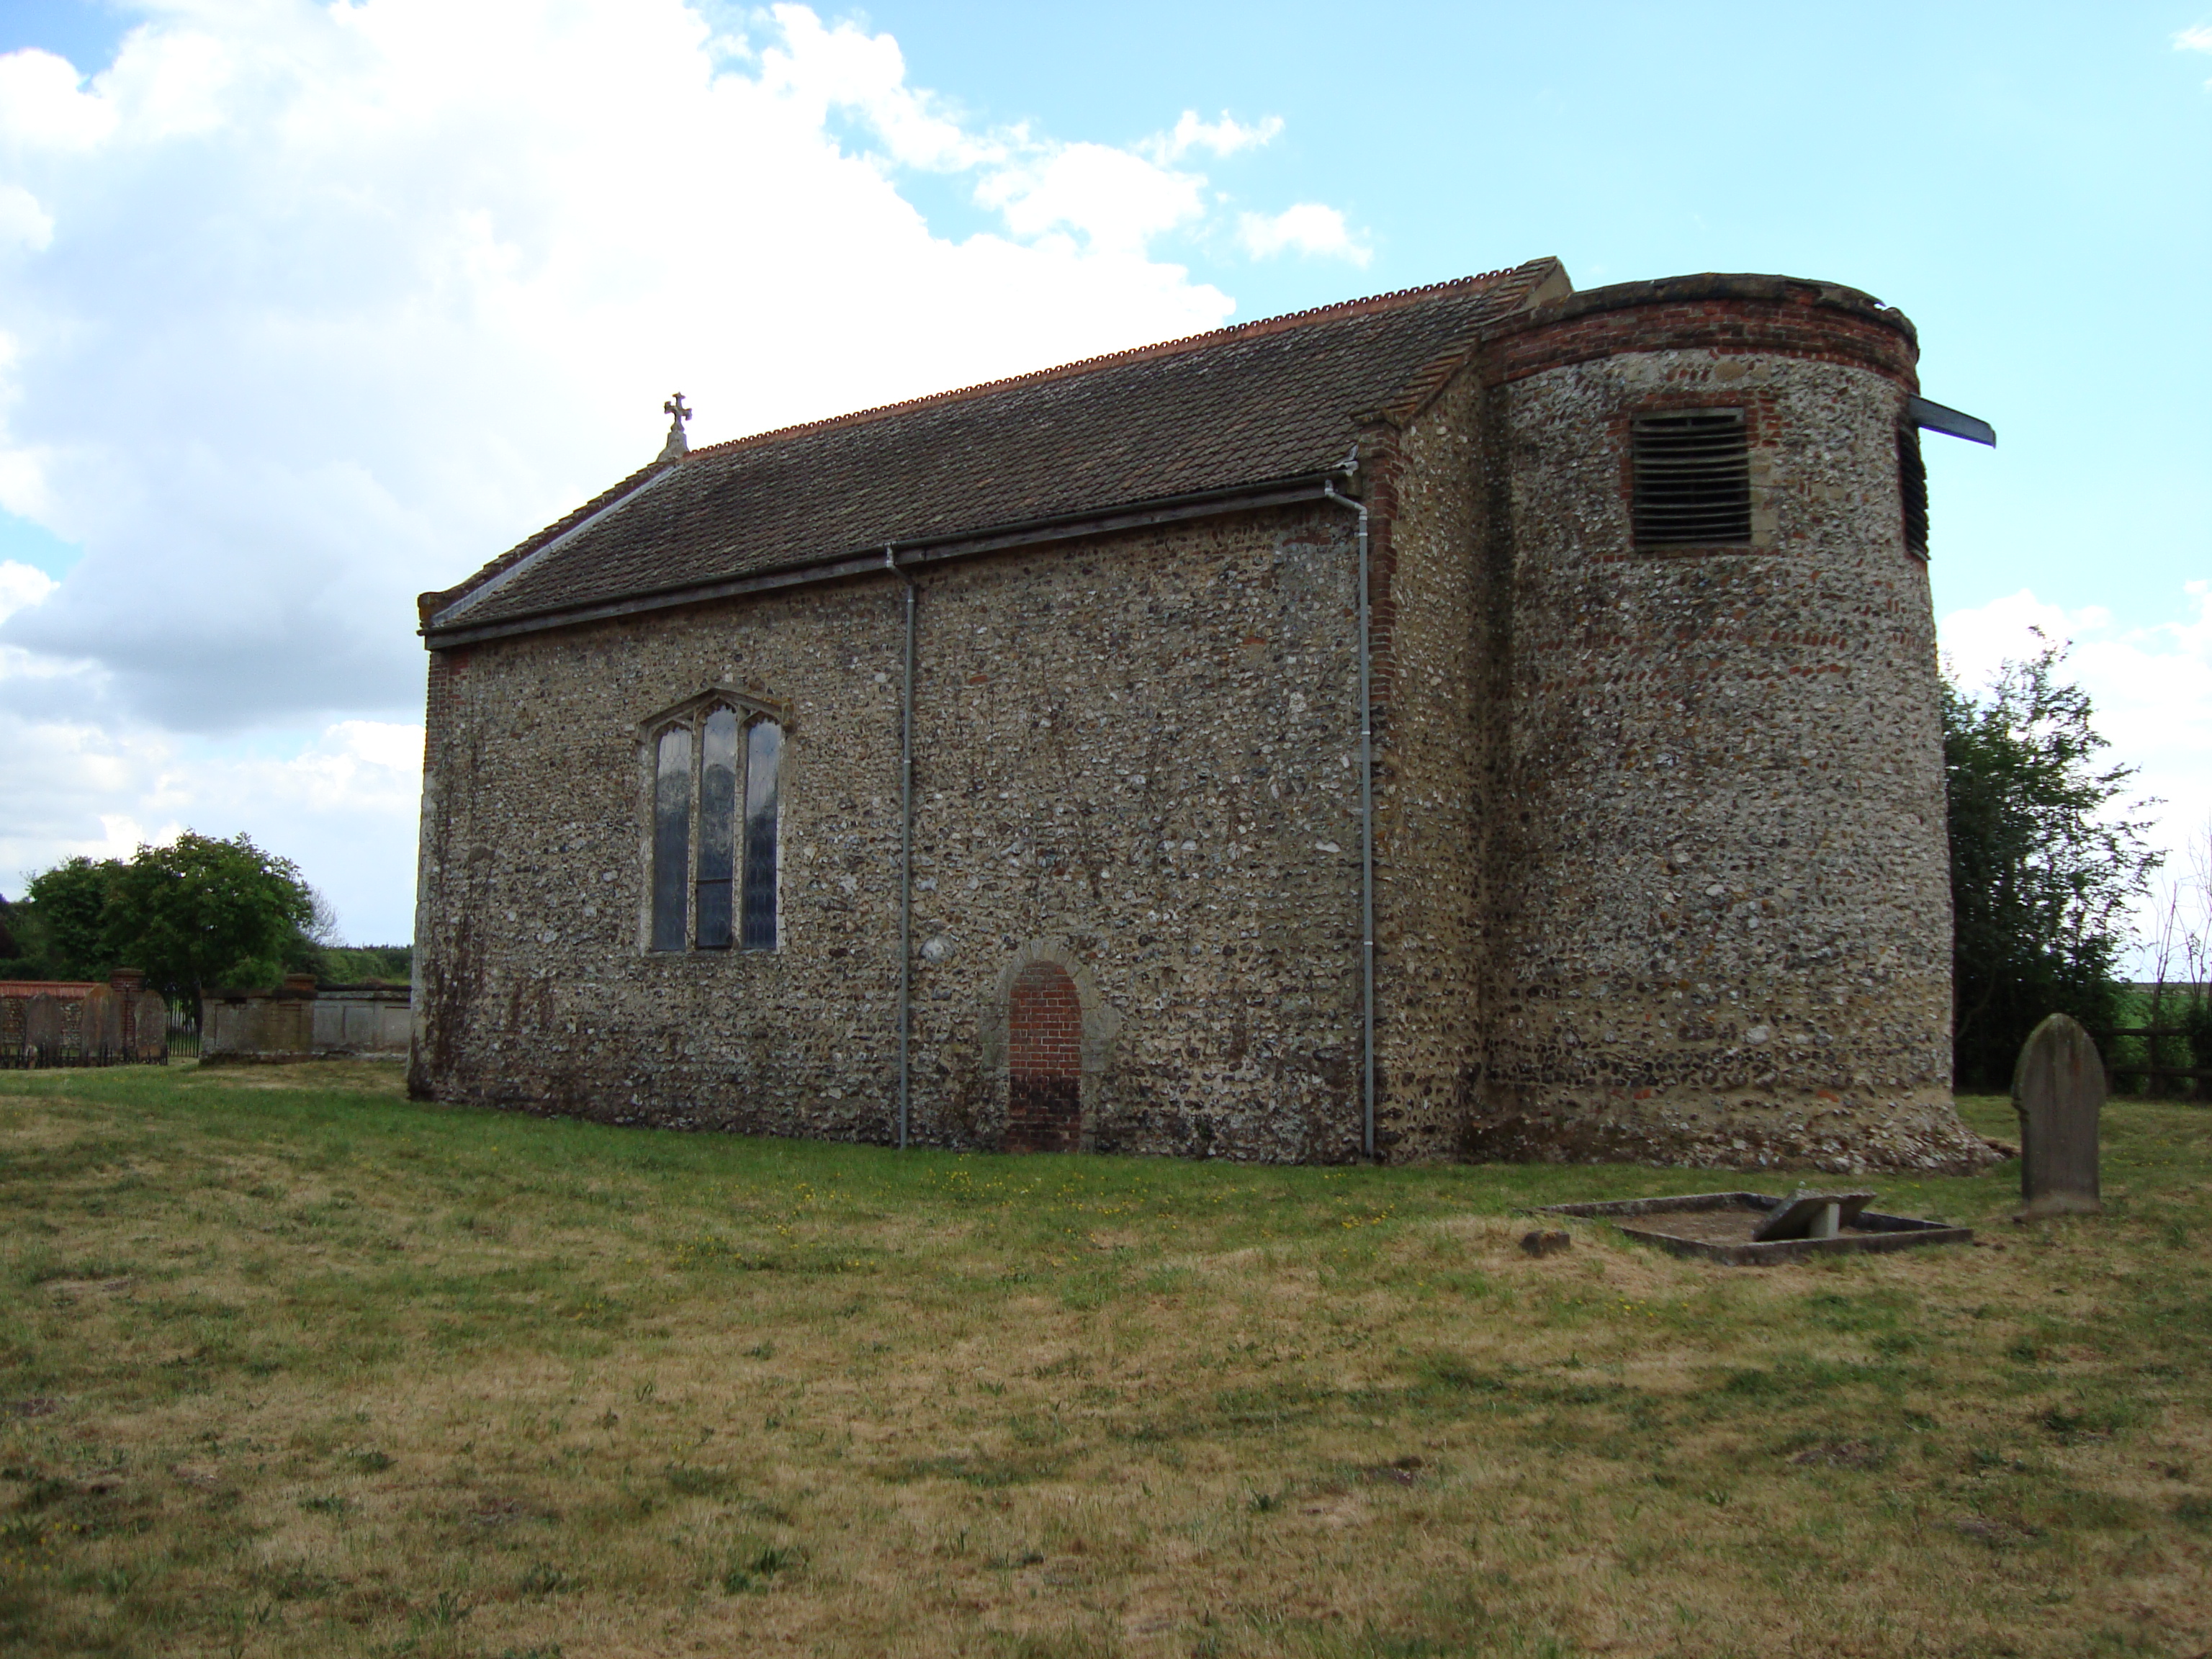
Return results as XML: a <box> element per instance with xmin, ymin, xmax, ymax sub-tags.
<box><xmin>1321</xmin><ymin>469</ymin><xmax>1377</xmax><ymax>1163</ymax></box>
<box><xmin>887</xmin><ymin>545</ymin><xmax>917</xmax><ymax>1150</ymax></box>
<box><xmin>421</xmin><ymin>472</ymin><xmax>1344</xmax><ymax>649</ymax></box>
<box><xmin>1907</xmin><ymin>395</ymin><xmax>1996</xmax><ymax>447</ymax></box>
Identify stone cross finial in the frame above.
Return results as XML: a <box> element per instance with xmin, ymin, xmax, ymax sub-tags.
<box><xmin>2013</xmin><ymin>1012</ymin><xmax>2104</xmax><ymax>1218</ymax></box>
<box><xmin>658</xmin><ymin>392</ymin><xmax>692</xmax><ymax>462</ymax></box>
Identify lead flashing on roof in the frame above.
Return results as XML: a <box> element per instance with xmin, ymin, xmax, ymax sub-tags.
<box><xmin>431</xmin><ymin>462</ymin><xmax>680</xmax><ymax>629</ymax></box>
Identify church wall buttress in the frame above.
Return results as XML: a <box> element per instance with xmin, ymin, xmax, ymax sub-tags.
<box><xmin>1362</xmin><ymin>370</ymin><xmax>1497</xmax><ymax>1162</ymax></box>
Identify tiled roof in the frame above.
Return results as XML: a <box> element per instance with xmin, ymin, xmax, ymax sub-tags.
<box><xmin>426</xmin><ymin>258</ymin><xmax>1566</xmax><ymax>638</ymax></box>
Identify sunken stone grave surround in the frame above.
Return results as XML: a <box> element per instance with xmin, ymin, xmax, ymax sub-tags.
<box><xmin>410</xmin><ymin>268</ymin><xmax>1991</xmax><ymax>1172</ymax></box>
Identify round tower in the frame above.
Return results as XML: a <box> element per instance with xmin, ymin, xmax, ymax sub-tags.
<box><xmin>1475</xmin><ymin>274</ymin><xmax>1987</xmax><ymax>1173</ymax></box>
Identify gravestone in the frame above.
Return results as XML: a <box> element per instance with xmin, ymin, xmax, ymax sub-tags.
<box><xmin>2012</xmin><ymin>1012</ymin><xmax>2103</xmax><ymax>1218</ymax></box>
<box><xmin>81</xmin><ymin>986</ymin><xmax>120</xmax><ymax>1060</ymax></box>
<box><xmin>134</xmin><ymin>991</ymin><xmax>170</xmax><ymax>1061</ymax></box>
<box><xmin>23</xmin><ymin>994</ymin><xmax>63</xmax><ymax>1063</ymax></box>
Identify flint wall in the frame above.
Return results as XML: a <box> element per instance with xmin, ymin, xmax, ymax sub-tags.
<box><xmin>412</xmin><ymin>504</ymin><xmax>1379</xmax><ymax>1158</ymax></box>
<box><xmin>412</xmin><ymin>273</ymin><xmax>1983</xmax><ymax>1173</ymax></box>
<box><xmin>1471</xmin><ymin>280</ymin><xmax>1979</xmax><ymax>1172</ymax></box>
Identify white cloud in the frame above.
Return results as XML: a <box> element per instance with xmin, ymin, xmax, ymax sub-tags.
<box><xmin>0</xmin><ymin>186</ymin><xmax>53</xmax><ymax>253</ymax></box>
<box><xmin>1236</xmin><ymin>202</ymin><xmax>1372</xmax><ymax>266</ymax></box>
<box><xmin>2179</xmin><ymin>23</ymin><xmax>2212</xmax><ymax>85</ymax></box>
<box><xmin>0</xmin><ymin>713</ymin><xmax>425</xmax><ymax>943</ymax></box>
<box><xmin>978</xmin><ymin>141</ymin><xmax>1209</xmax><ymax>256</ymax></box>
<box><xmin>1940</xmin><ymin>582</ymin><xmax>2212</xmax><ymax>971</ymax></box>
<box><xmin>0</xmin><ymin>49</ymin><xmax>119</xmax><ymax>150</ymax></box>
<box><xmin>0</xmin><ymin>558</ymin><xmax>53</xmax><ymax>623</ymax></box>
<box><xmin>0</xmin><ymin>1</ymin><xmax>1369</xmax><ymax>940</ymax></box>
<box><xmin>758</xmin><ymin>4</ymin><xmax>997</xmax><ymax>172</ymax></box>
<box><xmin>1147</xmin><ymin>109</ymin><xmax>1283</xmax><ymax>163</ymax></box>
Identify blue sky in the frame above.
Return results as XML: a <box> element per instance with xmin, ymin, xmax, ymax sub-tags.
<box><xmin>789</xmin><ymin>0</ymin><xmax>2212</xmax><ymax>634</ymax></box>
<box><xmin>0</xmin><ymin>1</ymin><xmax>2205</xmax><ymax>952</ymax></box>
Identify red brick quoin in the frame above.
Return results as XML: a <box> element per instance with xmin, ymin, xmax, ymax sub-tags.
<box><xmin>1006</xmin><ymin>961</ymin><xmax>1082</xmax><ymax>1153</ymax></box>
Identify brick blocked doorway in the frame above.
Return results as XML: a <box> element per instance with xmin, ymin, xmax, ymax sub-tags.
<box><xmin>1007</xmin><ymin>961</ymin><xmax>1082</xmax><ymax>1152</ymax></box>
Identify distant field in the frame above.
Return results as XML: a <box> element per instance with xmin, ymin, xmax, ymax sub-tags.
<box><xmin>2</xmin><ymin>1064</ymin><xmax>2207</xmax><ymax>1658</ymax></box>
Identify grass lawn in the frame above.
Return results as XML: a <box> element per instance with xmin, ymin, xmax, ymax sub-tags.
<box><xmin>2</xmin><ymin>1064</ymin><xmax>2208</xmax><ymax>1658</ymax></box>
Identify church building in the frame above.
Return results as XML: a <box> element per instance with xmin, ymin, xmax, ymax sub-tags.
<box><xmin>410</xmin><ymin>259</ymin><xmax>1995</xmax><ymax>1172</ymax></box>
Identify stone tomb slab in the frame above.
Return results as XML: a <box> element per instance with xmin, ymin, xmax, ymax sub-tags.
<box><xmin>1535</xmin><ymin>1192</ymin><xmax>1971</xmax><ymax>1265</ymax></box>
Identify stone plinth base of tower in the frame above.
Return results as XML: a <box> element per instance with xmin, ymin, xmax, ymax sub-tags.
<box><xmin>1462</xmin><ymin>1086</ymin><xmax>2000</xmax><ymax>1176</ymax></box>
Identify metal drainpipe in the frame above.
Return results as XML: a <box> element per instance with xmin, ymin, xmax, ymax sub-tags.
<box><xmin>1321</xmin><ymin>472</ymin><xmax>1377</xmax><ymax>1162</ymax></box>
<box><xmin>886</xmin><ymin>545</ymin><xmax>917</xmax><ymax>1149</ymax></box>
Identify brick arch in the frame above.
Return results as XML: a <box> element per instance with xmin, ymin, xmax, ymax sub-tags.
<box><xmin>1006</xmin><ymin>961</ymin><xmax>1082</xmax><ymax>1154</ymax></box>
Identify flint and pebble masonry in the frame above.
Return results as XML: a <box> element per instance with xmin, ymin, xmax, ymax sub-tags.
<box><xmin>415</xmin><ymin>507</ymin><xmax>1366</xmax><ymax>1159</ymax></box>
<box><xmin>411</xmin><ymin>276</ymin><xmax>1992</xmax><ymax>1173</ymax></box>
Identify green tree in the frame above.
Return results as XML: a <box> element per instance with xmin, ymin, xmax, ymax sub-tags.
<box><xmin>21</xmin><ymin>855</ymin><xmax>127</xmax><ymax>979</ymax></box>
<box><xmin>1944</xmin><ymin>640</ymin><xmax>2158</xmax><ymax>1089</ymax></box>
<box><xmin>0</xmin><ymin>893</ymin><xmax>35</xmax><ymax>975</ymax></box>
<box><xmin>102</xmin><ymin>833</ymin><xmax>321</xmax><ymax>1006</ymax></box>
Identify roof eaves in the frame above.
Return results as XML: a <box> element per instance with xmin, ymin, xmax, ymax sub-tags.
<box><xmin>423</xmin><ymin>469</ymin><xmax>1345</xmax><ymax>649</ymax></box>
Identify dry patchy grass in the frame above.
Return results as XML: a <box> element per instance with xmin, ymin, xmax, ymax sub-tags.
<box><xmin>2</xmin><ymin>1062</ymin><xmax>2208</xmax><ymax>1657</ymax></box>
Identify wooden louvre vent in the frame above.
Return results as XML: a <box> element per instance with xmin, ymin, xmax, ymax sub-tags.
<box><xmin>1897</xmin><ymin>426</ymin><xmax>1930</xmax><ymax>557</ymax></box>
<box><xmin>1631</xmin><ymin>410</ymin><xmax>1751</xmax><ymax>546</ymax></box>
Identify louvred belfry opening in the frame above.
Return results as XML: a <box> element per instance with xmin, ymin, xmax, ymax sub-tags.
<box><xmin>1632</xmin><ymin>410</ymin><xmax>1751</xmax><ymax>546</ymax></box>
<box><xmin>1007</xmin><ymin>962</ymin><xmax>1082</xmax><ymax>1154</ymax></box>
<box><xmin>1898</xmin><ymin>426</ymin><xmax>1930</xmax><ymax>557</ymax></box>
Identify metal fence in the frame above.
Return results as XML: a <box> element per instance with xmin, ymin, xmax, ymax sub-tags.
<box><xmin>0</xmin><ymin>1043</ymin><xmax>174</xmax><ymax>1070</ymax></box>
<box><xmin>0</xmin><ymin>987</ymin><xmax>182</xmax><ymax>1071</ymax></box>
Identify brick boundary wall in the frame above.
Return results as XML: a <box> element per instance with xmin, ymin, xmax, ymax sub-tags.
<box><xmin>1006</xmin><ymin>961</ymin><xmax>1082</xmax><ymax>1153</ymax></box>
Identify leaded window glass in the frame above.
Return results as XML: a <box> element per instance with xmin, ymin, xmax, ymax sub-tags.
<box><xmin>647</xmin><ymin>703</ymin><xmax>781</xmax><ymax>953</ymax></box>
<box><xmin>695</xmin><ymin>707</ymin><xmax>740</xmax><ymax>948</ymax></box>
<box><xmin>741</xmin><ymin>719</ymin><xmax>782</xmax><ymax>951</ymax></box>
<box><xmin>650</xmin><ymin>724</ymin><xmax>692</xmax><ymax>952</ymax></box>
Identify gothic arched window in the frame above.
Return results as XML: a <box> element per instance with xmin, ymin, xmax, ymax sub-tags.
<box><xmin>646</xmin><ymin>693</ymin><xmax>783</xmax><ymax>953</ymax></box>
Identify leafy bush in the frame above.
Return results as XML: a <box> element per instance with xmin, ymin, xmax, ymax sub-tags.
<box><xmin>1945</xmin><ymin>642</ymin><xmax>2157</xmax><ymax>1091</ymax></box>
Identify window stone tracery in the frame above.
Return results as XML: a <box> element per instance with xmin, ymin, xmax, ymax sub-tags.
<box><xmin>642</xmin><ymin>688</ymin><xmax>784</xmax><ymax>953</ymax></box>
